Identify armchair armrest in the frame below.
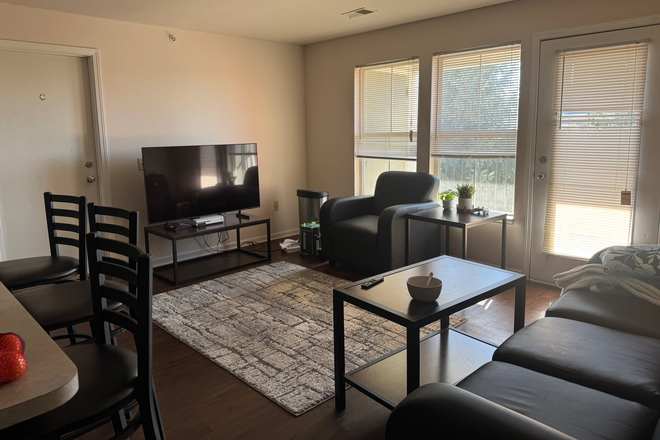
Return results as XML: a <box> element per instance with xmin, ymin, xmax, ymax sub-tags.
<box><xmin>320</xmin><ymin>196</ymin><xmax>374</xmax><ymax>262</ymax></box>
<box><xmin>320</xmin><ymin>196</ymin><xmax>374</xmax><ymax>226</ymax></box>
<box><xmin>387</xmin><ymin>383</ymin><xmax>575</xmax><ymax>440</ymax></box>
<box><xmin>378</xmin><ymin>201</ymin><xmax>439</xmax><ymax>270</ymax></box>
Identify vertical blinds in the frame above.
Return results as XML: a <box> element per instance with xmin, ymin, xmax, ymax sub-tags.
<box><xmin>431</xmin><ymin>44</ymin><xmax>521</xmax><ymax>158</ymax></box>
<box><xmin>355</xmin><ymin>58</ymin><xmax>419</xmax><ymax>160</ymax></box>
<box><xmin>542</xmin><ymin>42</ymin><xmax>649</xmax><ymax>258</ymax></box>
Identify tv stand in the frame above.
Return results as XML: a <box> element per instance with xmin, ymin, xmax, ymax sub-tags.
<box><xmin>236</xmin><ymin>210</ymin><xmax>250</xmax><ymax>220</ymax></box>
<box><xmin>144</xmin><ymin>213</ymin><xmax>271</xmax><ymax>285</ymax></box>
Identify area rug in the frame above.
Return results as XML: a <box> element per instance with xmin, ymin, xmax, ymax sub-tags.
<box><xmin>152</xmin><ymin>262</ymin><xmax>467</xmax><ymax>416</ymax></box>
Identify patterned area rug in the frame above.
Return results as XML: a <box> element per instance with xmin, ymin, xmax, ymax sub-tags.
<box><xmin>152</xmin><ymin>262</ymin><xmax>467</xmax><ymax>416</ymax></box>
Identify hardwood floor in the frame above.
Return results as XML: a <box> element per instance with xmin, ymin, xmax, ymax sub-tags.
<box><xmin>73</xmin><ymin>239</ymin><xmax>560</xmax><ymax>440</ymax></box>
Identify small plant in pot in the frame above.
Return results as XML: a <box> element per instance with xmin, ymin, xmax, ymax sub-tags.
<box><xmin>456</xmin><ymin>184</ymin><xmax>476</xmax><ymax>212</ymax></box>
<box><xmin>439</xmin><ymin>190</ymin><xmax>457</xmax><ymax>210</ymax></box>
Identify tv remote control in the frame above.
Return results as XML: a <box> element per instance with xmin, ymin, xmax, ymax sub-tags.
<box><xmin>361</xmin><ymin>278</ymin><xmax>384</xmax><ymax>289</ymax></box>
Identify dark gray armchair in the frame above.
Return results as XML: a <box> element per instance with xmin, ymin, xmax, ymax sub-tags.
<box><xmin>320</xmin><ymin>171</ymin><xmax>440</xmax><ymax>273</ymax></box>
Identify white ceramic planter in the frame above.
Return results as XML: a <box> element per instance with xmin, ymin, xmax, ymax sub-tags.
<box><xmin>442</xmin><ymin>199</ymin><xmax>455</xmax><ymax>210</ymax></box>
<box><xmin>458</xmin><ymin>197</ymin><xmax>473</xmax><ymax>212</ymax></box>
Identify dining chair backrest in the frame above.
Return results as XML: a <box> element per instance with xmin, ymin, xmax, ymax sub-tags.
<box><xmin>88</xmin><ymin>203</ymin><xmax>139</xmax><ymax>269</ymax></box>
<box><xmin>86</xmin><ymin>231</ymin><xmax>161</xmax><ymax>438</ymax></box>
<box><xmin>44</xmin><ymin>192</ymin><xmax>87</xmax><ymax>280</ymax></box>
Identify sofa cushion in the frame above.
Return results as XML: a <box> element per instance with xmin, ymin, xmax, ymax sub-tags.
<box><xmin>458</xmin><ymin>361</ymin><xmax>658</xmax><ymax>440</ymax></box>
<box><xmin>493</xmin><ymin>317</ymin><xmax>660</xmax><ymax>410</ymax></box>
<box><xmin>330</xmin><ymin>215</ymin><xmax>379</xmax><ymax>249</ymax></box>
<box><xmin>546</xmin><ymin>288</ymin><xmax>660</xmax><ymax>339</ymax></box>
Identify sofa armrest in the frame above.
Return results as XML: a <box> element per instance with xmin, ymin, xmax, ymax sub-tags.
<box><xmin>378</xmin><ymin>201</ymin><xmax>439</xmax><ymax>269</ymax></box>
<box><xmin>386</xmin><ymin>383</ymin><xmax>575</xmax><ymax>440</ymax></box>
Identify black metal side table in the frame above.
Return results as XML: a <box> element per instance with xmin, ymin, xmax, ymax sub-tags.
<box><xmin>405</xmin><ymin>208</ymin><xmax>508</xmax><ymax>268</ymax></box>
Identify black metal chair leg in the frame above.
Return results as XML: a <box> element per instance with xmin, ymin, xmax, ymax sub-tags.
<box><xmin>111</xmin><ymin>410</ymin><xmax>128</xmax><ymax>438</ymax></box>
<box><xmin>152</xmin><ymin>381</ymin><xmax>166</xmax><ymax>440</ymax></box>
<box><xmin>67</xmin><ymin>325</ymin><xmax>77</xmax><ymax>345</ymax></box>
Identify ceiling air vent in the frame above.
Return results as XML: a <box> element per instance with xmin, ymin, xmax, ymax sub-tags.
<box><xmin>341</xmin><ymin>7</ymin><xmax>378</xmax><ymax>19</ymax></box>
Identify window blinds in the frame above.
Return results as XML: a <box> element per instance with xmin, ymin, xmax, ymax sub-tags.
<box><xmin>355</xmin><ymin>58</ymin><xmax>419</xmax><ymax>160</ymax></box>
<box><xmin>431</xmin><ymin>44</ymin><xmax>521</xmax><ymax>158</ymax></box>
<box><xmin>542</xmin><ymin>42</ymin><xmax>649</xmax><ymax>258</ymax></box>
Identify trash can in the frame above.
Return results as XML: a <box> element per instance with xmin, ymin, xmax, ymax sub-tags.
<box><xmin>300</xmin><ymin>222</ymin><xmax>321</xmax><ymax>257</ymax></box>
<box><xmin>297</xmin><ymin>190</ymin><xmax>328</xmax><ymax>225</ymax></box>
<box><xmin>297</xmin><ymin>190</ymin><xmax>328</xmax><ymax>256</ymax></box>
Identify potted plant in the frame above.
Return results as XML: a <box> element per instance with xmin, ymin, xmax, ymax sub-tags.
<box><xmin>456</xmin><ymin>184</ymin><xmax>475</xmax><ymax>212</ymax></box>
<box><xmin>439</xmin><ymin>190</ymin><xmax>457</xmax><ymax>210</ymax></box>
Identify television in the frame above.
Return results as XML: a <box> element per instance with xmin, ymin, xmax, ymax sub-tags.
<box><xmin>141</xmin><ymin>144</ymin><xmax>259</xmax><ymax>224</ymax></box>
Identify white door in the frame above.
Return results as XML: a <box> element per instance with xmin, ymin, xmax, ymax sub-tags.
<box><xmin>0</xmin><ymin>50</ymin><xmax>100</xmax><ymax>260</ymax></box>
<box><xmin>530</xmin><ymin>25</ymin><xmax>660</xmax><ymax>283</ymax></box>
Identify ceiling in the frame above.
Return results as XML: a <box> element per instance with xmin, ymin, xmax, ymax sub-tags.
<box><xmin>1</xmin><ymin>0</ymin><xmax>513</xmax><ymax>45</ymax></box>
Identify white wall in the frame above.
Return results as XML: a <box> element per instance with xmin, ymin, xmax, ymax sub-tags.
<box><xmin>0</xmin><ymin>3</ymin><xmax>307</xmax><ymax>265</ymax></box>
<box><xmin>304</xmin><ymin>0</ymin><xmax>660</xmax><ymax>272</ymax></box>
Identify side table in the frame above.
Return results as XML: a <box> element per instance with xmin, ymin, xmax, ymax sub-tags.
<box><xmin>405</xmin><ymin>208</ymin><xmax>507</xmax><ymax>268</ymax></box>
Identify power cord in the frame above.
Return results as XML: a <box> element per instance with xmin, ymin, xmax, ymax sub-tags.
<box><xmin>240</xmin><ymin>241</ymin><xmax>268</xmax><ymax>253</ymax></box>
<box><xmin>200</xmin><ymin>231</ymin><xmax>230</xmax><ymax>256</ymax></box>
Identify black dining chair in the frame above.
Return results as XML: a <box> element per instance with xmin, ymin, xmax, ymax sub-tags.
<box><xmin>0</xmin><ymin>232</ymin><xmax>166</xmax><ymax>440</ymax></box>
<box><xmin>14</xmin><ymin>203</ymin><xmax>139</xmax><ymax>345</ymax></box>
<box><xmin>0</xmin><ymin>192</ymin><xmax>86</xmax><ymax>292</ymax></box>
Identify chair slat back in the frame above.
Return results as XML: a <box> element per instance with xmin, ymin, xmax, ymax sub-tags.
<box><xmin>86</xmin><ymin>232</ymin><xmax>158</xmax><ymax>438</ymax></box>
<box><xmin>88</xmin><ymin>203</ymin><xmax>139</xmax><ymax>246</ymax></box>
<box><xmin>44</xmin><ymin>192</ymin><xmax>87</xmax><ymax>280</ymax></box>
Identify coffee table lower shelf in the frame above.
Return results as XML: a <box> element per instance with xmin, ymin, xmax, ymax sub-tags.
<box><xmin>345</xmin><ymin>328</ymin><xmax>496</xmax><ymax>409</ymax></box>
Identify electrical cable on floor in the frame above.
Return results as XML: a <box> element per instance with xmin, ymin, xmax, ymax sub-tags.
<box><xmin>240</xmin><ymin>241</ymin><xmax>268</xmax><ymax>253</ymax></box>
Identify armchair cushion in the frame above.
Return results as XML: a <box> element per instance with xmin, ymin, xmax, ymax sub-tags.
<box><xmin>330</xmin><ymin>215</ymin><xmax>379</xmax><ymax>249</ymax></box>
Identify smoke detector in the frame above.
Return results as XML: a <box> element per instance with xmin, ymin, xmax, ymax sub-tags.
<box><xmin>341</xmin><ymin>7</ymin><xmax>377</xmax><ymax>19</ymax></box>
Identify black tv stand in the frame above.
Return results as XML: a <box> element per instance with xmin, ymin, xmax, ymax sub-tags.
<box><xmin>236</xmin><ymin>210</ymin><xmax>250</xmax><ymax>220</ymax></box>
<box><xmin>144</xmin><ymin>213</ymin><xmax>270</xmax><ymax>285</ymax></box>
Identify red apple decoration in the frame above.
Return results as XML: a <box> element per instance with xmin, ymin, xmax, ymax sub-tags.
<box><xmin>0</xmin><ymin>332</ymin><xmax>27</xmax><ymax>384</ymax></box>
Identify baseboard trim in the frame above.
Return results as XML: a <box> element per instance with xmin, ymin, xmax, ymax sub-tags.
<box><xmin>152</xmin><ymin>228</ymin><xmax>299</xmax><ymax>267</ymax></box>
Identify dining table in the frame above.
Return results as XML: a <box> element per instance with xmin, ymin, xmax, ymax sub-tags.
<box><xmin>0</xmin><ymin>282</ymin><xmax>78</xmax><ymax>430</ymax></box>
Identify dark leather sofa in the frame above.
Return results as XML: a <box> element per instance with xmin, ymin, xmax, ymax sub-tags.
<box><xmin>387</xmin><ymin>250</ymin><xmax>660</xmax><ymax>440</ymax></box>
<box><xmin>320</xmin><ymin>171</ymin><xmax>440</xmax><ymax>273</ymax></box>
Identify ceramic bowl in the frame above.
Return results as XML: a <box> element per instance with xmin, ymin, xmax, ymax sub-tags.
<box><xmin>406</xmin><ymin>276</ymin><xmax>443</xmax><ymax>303</ymax></box>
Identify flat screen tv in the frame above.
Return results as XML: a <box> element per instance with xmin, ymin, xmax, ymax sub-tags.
<box><xmin>141</xmin><ymin>144</ymin><xmax>259</xmax><ymax>224</ymax></box>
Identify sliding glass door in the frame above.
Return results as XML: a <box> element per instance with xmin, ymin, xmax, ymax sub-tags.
<box><xmin>529</xmin><ymin>25</ymin><xmax>660</xmax><ymax>283</ymax></box>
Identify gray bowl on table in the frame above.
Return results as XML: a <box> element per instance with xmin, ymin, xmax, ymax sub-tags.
<box><xmin>406</xmin><ymin>276</ymin><xmax>443</xmax><ymax>303</ymax></box>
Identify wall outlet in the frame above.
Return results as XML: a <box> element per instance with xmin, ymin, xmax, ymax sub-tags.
<box><xmin>273</xmin><ymin>201</ymin><xmax>279</xmax><ymax>211</ymax></box>
<box><xmin>137</xmin><ymin>158</ymin><xmax>143</xmax><ymax>171</ymax></box>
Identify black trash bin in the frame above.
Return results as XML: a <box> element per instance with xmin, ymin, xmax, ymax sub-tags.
<box><xmin>297</xmin><ymin>190</ymin><xmax>328</xmax><ymax>256</ymax></box>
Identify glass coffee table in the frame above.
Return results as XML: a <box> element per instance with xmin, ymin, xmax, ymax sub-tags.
<box><xmin>333</xmin><ymin>255</ymin><xmax>526</xmax><ymax>410</ymax></box>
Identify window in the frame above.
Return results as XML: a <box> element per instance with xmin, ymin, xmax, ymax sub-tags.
<box><xmin>430</xmin><ymin>44</ymin><xmax>521</xmax><ymax>214</ymax></box>
<box><xmin>542</xmin><ymin>42</ymin><xmax>649</xmax><ymax>258</ymax></box>
<box><xmin>355</xmin><ymin>58</ymin><xmax>419</xmax><ymax>195</ymax></box>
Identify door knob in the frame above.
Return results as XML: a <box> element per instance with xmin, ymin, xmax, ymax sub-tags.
<box><xmin>87</xmin><ymin>175</ymin><xmax>96</xmax><ymax>183</ymax></box>
<box><xmin>536</xmin><ymin>173</ymin><xmax>546</xmax><ymax>180</ymax></box>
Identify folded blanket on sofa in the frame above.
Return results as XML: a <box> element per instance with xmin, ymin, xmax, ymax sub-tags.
<box><xmin>554</xmin><ymin>264</ymin><xmax>660</xmax><ymax>306</ymax></box>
